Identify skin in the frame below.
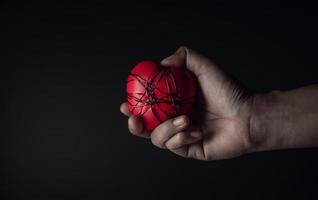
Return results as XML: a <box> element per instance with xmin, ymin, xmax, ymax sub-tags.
<box><xmin>120</xmin><ymin>46</ymin><xmax>318</xmax><ymax>161</ymax></box>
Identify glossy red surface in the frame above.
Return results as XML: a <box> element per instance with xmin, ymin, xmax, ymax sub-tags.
<box><xmin>126</xmin><ymin>60</ymin><xmax>196</xmax><ymax>132</ymax></box>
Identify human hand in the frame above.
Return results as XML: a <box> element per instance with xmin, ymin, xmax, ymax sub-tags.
<box><xmin>120</xmin><ymin>46</ymin><xmax>253</xmax><ymax>160</ymax></box>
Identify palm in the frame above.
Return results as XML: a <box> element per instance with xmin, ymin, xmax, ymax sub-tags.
<box><xmin>178</xmin><ymin>84</ymin><xmax>250</xmax><ymax>160</ymax></box>
<box><xmin>179</xmin><ymin>57</ymin><xmax>251</xmax><ymax>160</ymax></box>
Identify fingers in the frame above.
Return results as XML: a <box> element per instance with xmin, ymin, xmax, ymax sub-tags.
<box><xmin>168</xmin><ymin>140</ymin><xmax>206</xmax><ymax>160</ymax></box>
<box><xmin>165</xmin><ymin>130</ymin><xmax>202</xmax><ymax>150</ymax></box>
<box><xmin>165</xmin><ymin>131</ymin><xmax>203</xmax><ymax>159</ymax></box>
<box><xmin>161</xmin><ymin>46</ymin><xmax>231</xmax><ymax>106</ymax></box>
<box><xmin>160</xmin><ymin>46</ymin><xmax>218</xmax><ymax>78</ymax></box>
<box><xmin>150</xmin><ymin>115</ymin><xmax>189</xmax><ymax>149</ymax></box>
<box><xmin>120</xmin><ymin>102</ymin><xmax>204</xmax><ymax>158</ymax></box>
<box><xmin>120</xmin><ymin>102</ymin><xmax>150</xmax><ymax>138</ymax></box>
<box><xmin>120</xmin><ymin>102</ymin><xmax>131</xmax><ymax>117</ymax></box>
<box><xmin>128</xmin><ymin>115</ymin><xmax>142</xmax><ymax>134</ymax></box>
<box><xmin>160</xmin><ymin>46</ymin><xmax>186</xmax><ymax>67</ymax></box>
<box><xmin>128</xmin><ymin>115</ymin><xmax>150</xmax><ymax>139</ymax></box>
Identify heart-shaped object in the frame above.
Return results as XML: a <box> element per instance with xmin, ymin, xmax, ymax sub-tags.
<box><xmin>126</xmin><ymin>60</ymin><xmax>196</xmax><ymax>132</ymax></box>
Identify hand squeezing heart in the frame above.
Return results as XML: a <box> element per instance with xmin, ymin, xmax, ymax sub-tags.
<box><xmin>126</xmin><ymin>60</ymin><xmax>196</xmax><ymax>132</ymax></box>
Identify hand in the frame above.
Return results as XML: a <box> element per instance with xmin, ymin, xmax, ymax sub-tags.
<box><xmin>120</xmin><ymin>46</ymin><xmax>253</xmax><ymax>160</ymax></box>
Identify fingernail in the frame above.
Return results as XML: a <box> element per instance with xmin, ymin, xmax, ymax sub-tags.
<box><xmin>161</xmin><ymin>57</ymin><xmax>171</xmax><ymax>64</ymax></box>
<box><xmin>128</xmin><ymin>126</ymin><xmax>135</xmax><ymax>133</ymax></box>
<box><xmin>190</xmin><ymin>131</ymin><xmax>201</xmax><ymax>138</ymax></box>
<box><xmin>128</xmin><ymin>120</ymin><xmax>136</xmax><ymax>134</ymax></box>
<box><xmin>173</xmin><ymin>116</ymin><xmax>186</xmax><ymax>127</ymax></box>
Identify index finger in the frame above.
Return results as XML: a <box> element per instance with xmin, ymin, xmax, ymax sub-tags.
<box><xmin>120</xmin><ymin>102</ymin><xmax>131</xmax><ymax>117</ymax></box>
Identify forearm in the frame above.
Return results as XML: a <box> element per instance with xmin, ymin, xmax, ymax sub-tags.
<box><xmin>250</xmin><ymin>84</ymin><xmax>318</xmax><ymax>152</ymax></box>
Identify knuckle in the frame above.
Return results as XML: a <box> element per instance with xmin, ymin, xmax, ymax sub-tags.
<box><xmin>187</xmin><ymin>148</ymin><xmax>196</xmax><ymax>159</ymax></box>
<box><xmin>165</xmin><ymin>141</ymin><xmax>173</xmax><ymax>149</ymax></box>
<box><xmin>150</xmin><ymin>131</ymin><xmax>165</xmax><ymax>148</ymax></box>
<box><xmin>205</xmin><ymin>154</ymin><xmax>214</xmax><ymax>161</ymax></box>
<box><xmin>127</xmin><ymin>121</ymin><xmax>134</xmax><ymax>133</ymax></box>
<box><xmin>129</xmin><ymin>128</ymin><xmax>137</xmax><ymax>136</ymax></box>
<box><xmin>161</xmin><ymin>121</ymin><xmax>172</xmax><ymax>133</ymax></box>
<box><xmin>166</xmin><ymin>132</ymin><xmax>186</xmax><ymax>150</ymax></box>
<box><xmin>175</xmin><ymin>132</ymin><xmax>185</xmax><ymax>144</ymax></box>
<box><xmin>150</xmin><ymin>121</ymin><xmax>175</xmax><ymax>148</ymax></box>
<box><xmin>179</xmin><ymin>45</ymin><xmax>189</xmax><ymax>51</ymax></box>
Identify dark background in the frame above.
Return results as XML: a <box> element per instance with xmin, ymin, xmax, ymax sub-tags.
<box><xmin>0</xmin><ymin>1</ymin><xmax>318</xmax><ymax>199</ymax></box>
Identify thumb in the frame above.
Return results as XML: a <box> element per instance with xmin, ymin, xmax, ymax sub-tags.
<box><xmin>160</xmin><ymin>46</ymin><xmax>186</xmax><ymax>67</ymax></box>
<box><xmin>161</xmin><ymin>46</ymin><xmax>217</xmax><ymax>78</ymax></box>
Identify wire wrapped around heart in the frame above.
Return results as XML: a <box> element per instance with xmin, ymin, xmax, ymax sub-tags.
<box><xmin>126</xmin><ymin>60</ymin><xmax>196</xmax><ymax>132</ymax></box>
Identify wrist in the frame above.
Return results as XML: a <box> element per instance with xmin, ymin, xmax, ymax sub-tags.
<box><xmin>249</xmin><ymin>91</ymin><xmax>284</xmax><ymax>152</ymax></box>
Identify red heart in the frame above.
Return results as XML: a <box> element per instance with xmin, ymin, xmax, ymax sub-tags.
<box><xmin>126</xmin><ymin>60</ymin><xmax>196</xmax><ymax>132</ymax></box>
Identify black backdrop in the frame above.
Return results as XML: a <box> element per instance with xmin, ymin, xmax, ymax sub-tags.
<box><xmin>0</xmin><ymin>1</ymin><xmax>318</xmax><ymax>200</ymax></box>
